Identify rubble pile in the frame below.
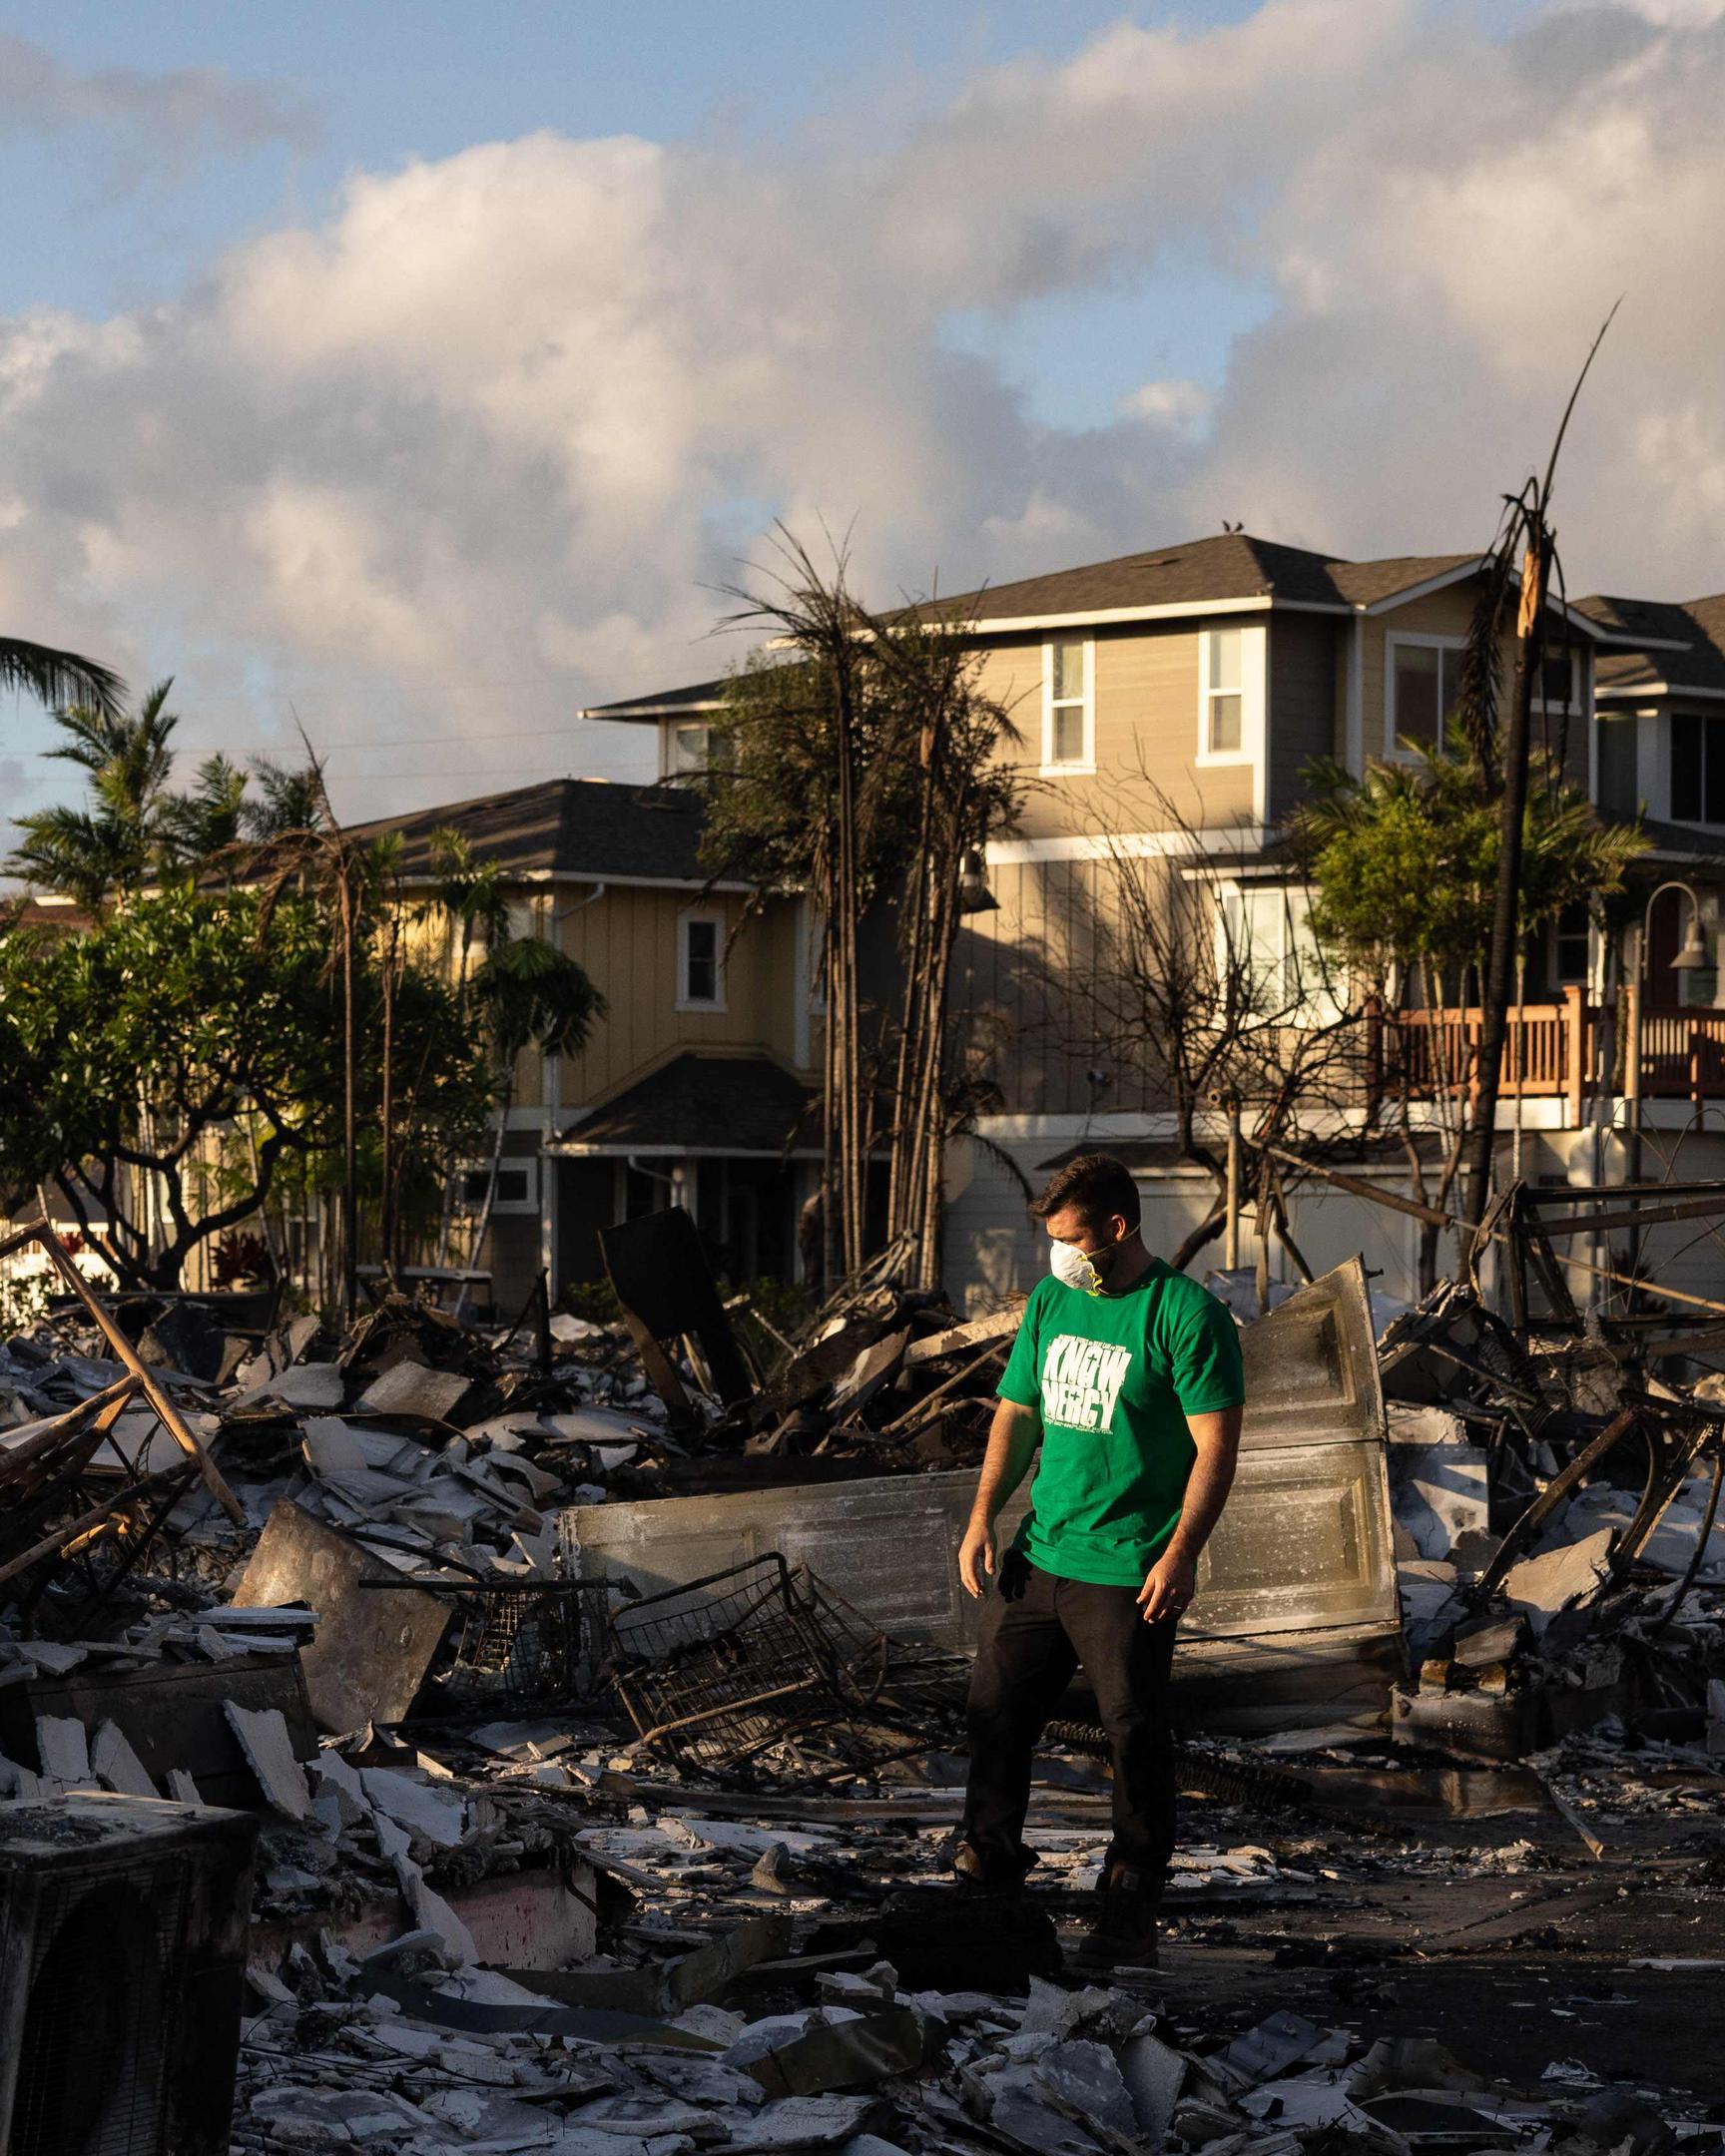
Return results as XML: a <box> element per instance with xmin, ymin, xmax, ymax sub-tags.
<box><xmin>1377</xmin><ymin>1283</ymin><xmax>1725</xmax><ymax>1763</ymax></box>
<box><xmin>220</xmin><ymin>1723</ymin><xmax>1725</xmax><ymax>2152</ymax></box>
<box><xmin>4</xmin><ymin>1216</ymin><xmax>1725</xmax><ymax>2143</ymax></box>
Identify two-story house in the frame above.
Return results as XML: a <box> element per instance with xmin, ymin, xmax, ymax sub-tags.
<box><xmin>349</xmin><ymin>776</ymin><xmax>820</xmax><ymax>1313</ymax></box>
<box><xmin>588</xmin><ymin>531</ymin><xmax>1619</xmax><ymax>1309</ymax></box>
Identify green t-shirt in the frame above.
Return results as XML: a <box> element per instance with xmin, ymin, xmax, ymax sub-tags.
<box><xmin>996</xmin><ymin>1259</ymin><xmax>1246</xmax><ymax>1587</ymax></box>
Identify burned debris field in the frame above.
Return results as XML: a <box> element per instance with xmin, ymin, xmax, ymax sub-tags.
<box><xmin>0</xmin><ymin>1202</ymin><xmax>1721</xmax><ymax>2153</ymax></box>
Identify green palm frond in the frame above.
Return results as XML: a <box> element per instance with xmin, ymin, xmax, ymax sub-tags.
<box><xmin>0</xmin><ymin>636</ymin><xmax>125</xmax><ymax>719</ymax></box>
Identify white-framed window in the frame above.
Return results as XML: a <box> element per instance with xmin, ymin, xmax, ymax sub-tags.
<box><xmin>1195</xmin><ymin>622</ymin><xmax>1267</xmax><ymax>776</ymax></box>
<box><xmin>1040</xmin><ymin>637</ymin><xmax>1093</xmax><ymax>773</ymax></box>
<box><xmin>455</xmin><ymin>1157</ymin><xmax>539</xmax><ymax>1214</ymax></box>
<box><xmin>663</xmin><ymin>720</ymin><xmax>714</xmax><ymax>776</ymax></box>
<box><xmin>1199</xmin><ymin>626</ymin><xmax>1246</xmax><ymax>761</ymax></box>
<box><xmin>677</xmin><ymin>910</ymin><xmax>726</xmax><ymax>1010</ymax></box>
<box><xmin>1216</xmin><ymin>881</ymin><xmax>1341</xmax><ymax>1025</ymax></box>
<box><xmin>1669</xmin><ymin>711</ymin><xmax>1725</xmax><ymax>826</ymax></box>
<box><xmin>1386</xmin><ymin>634</ymin><xmax>1466</xmax><ymax>757</ymax></box>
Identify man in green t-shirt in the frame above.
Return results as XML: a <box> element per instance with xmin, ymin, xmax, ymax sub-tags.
<box><xmin>954</xmin><ymin>1152</ymin><xmax>1245</xmax><ymax>1969</ymax></box>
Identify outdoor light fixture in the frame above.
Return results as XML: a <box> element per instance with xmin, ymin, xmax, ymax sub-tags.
<box><xmin>957</xmin><ymin>847</ymin><xmax>997</xmax><ymax>913</ymax></box>
<box><xmin>1641</xmin><ymin>878</ymin><xmax>1710</xmax><ymax>975</ymax></box>
<box><xmin>1674</xmin><ymin>912</ymin><xmax>1710</xmax><ymax>971</ymax></box>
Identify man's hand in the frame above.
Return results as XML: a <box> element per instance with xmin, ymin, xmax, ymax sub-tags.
<box><xmin>958</xmin><ymin>1514</ymin><xmax>997</xmax><ymax>1599</ymax></box>
<box><xmin>1137</xmin><ymin>1549</ymin><xmax>1197</xmax><ymax>1624</ymax></box>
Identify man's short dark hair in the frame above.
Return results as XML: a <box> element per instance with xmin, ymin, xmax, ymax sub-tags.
<box><xmin>1030</xmin><ymin>1152</ymin><xmax>1141</xmax><ymax>1231</ymax></box>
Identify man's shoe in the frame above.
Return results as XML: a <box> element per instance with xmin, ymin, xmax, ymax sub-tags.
<box><xmin>1073</xmin><ymin>1863</ymin><xmax>1161</xmax><ymax>1969</ymax></box>
<box><xmin>952</xmin><ymin>1839</ymin><xmax>1034</xmax><ymax>1898</ymax></box>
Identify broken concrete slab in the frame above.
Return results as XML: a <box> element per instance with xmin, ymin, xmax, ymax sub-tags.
<box><xmin>394</xmin><ymin>1852</ymin><xmax>478</xmax><ymax>1965</ymax></box>
<box><xmin>356</xmin><ymin>1359</ymin><xmax>474</xmax><ymax>1422</ymax></box>
<box><xmin>1119</xmin><ymin>2029</ymin><xmax>1187</xmax><ymax>2144</ymax></box>
<box><xmin>360</xmin><ymin>1766</ymin><xmax>467</xmax><ymax>1848</ymax></box>
<box><xmin>904</xmin><ymin>1306</ymin><xmax>1024</xmax><ymax>1365</ymax></box>
<box><xmin>223</xmin><ymin>1702</ymin><xmax>313</xmax><ymax>1820</ymax></box>
<box><xmin>34</xmin><ymin>1714</ymin><xmax>90</xmax><ymax>1783</ymax></box>
<box><xmin>1501</xmin><ymin>1528</ymin><xmax>1615</xmax><ymax>1638</ymax></box>
<box><xmin>90</xmin><ymin>1717</ymin><xmax>158</xmax><ymax>1797</ymax></box>
<box><xmin>728</xmin><ymin>2096</ymin><xmax>880</xmax><ymax>2151</ymax></box>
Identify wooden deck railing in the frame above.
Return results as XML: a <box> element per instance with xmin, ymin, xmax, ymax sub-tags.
<box><xmin>1383</xmin><ymin>985</ymin><xmax>1725</xmax><ymax>1110</ymax></box>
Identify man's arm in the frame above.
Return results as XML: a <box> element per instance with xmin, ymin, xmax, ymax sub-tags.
<box><xmin>1137</xmin><ymin>1404</ymin><xmax>1243</xmax><ymax>1624</ymax></box>
<box><xmin>958</xmin><ymin>1398</ymin><xmax>1040</xmax><ymax>1599</ymax></box>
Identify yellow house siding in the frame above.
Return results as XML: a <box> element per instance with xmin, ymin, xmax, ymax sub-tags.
<box><xmin>954</xmin><ymin>854</ymin><xmax>1164</xmax><ymax>1117</ymax></box>
<box><xmin>544</xmin><ymin>882</ymin><xmax>807</xmax><ymax>1108</ymax></box>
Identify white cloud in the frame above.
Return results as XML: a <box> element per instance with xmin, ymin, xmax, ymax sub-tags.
<box><xmin>4</xmin><ymin>1</ymin><xmax>1725</xmax><ymax>823</ymax></box>
<box><xmin>1122</xmin><ymin>378</ymin><xmax>1216</xmax><ymax>439</ymax></box>
<box><xmin>0</xmin><ymin>32</ymin><xmax>314</xmax><ymax>183</ymax></box>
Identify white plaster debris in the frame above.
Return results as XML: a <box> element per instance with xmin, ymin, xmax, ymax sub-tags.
<box><xmin>34</xmin><ymin>1715</ymin><xmax>91</xmax><ymax>1784</ymax></box>
<box><xmin>223</xmin><ymin>1701</ymin><xmax>314</xmax><ymax>1820</ymax></box>
<box><xmin>90</xmin><ymin>1718</ymin><xmax>158</xmax><ymax>1797</ymax></box>
<box><xmin>1501</xmin><ymin>1527</ymin><xmax>1615</xmax><ymax>1637</ymax></box>
<box><xmin>361</xmin><ymin>1767</ymin><xmax>468</xmax><ymax>1848</ymax></box>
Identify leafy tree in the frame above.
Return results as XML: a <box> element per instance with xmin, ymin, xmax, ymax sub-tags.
<box><xmin>9</xmin><ymin>686</ymin><xmax>326</xmax><ymax>909</ymax></box>
<box><xmin>9</xmin><ymin>684</ymin><xmax>181</xmax><ymax>908</ymax></box>
<box><xmin>0</xmin><ymin>886</ymin><xmax>493</xmax><ymax>1291</ymax></box>
<box><xmin>1295</xmin><ymin>724</ymin><xmax>1645</xmax><ymax>1281</ymax></box>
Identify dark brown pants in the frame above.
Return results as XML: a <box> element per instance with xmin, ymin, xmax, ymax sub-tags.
<box><xmin>960</xmin><ymin>1559</ymin><xmax>1178</xmax><ymax>1884</ymax></box>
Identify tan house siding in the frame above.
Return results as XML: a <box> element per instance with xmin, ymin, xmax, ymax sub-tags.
<box><xmin>1268</xmin><ymin>613</ymin><xmax>1341</xmax><ymax>823</ymax></box>
<box><xmin>955</xmin><ymin>854</ymin><xmax>1165</xmax><ymax>1118</ymax></box>
<box><xmin>1361</xmin><ymin>585</ymin><xmax>1477</xmax><ymax>763</ymax></box>
<box><xmin>975</xmin><ymin>623</ymin><xmax>1260</xmax><ymax>841</ymax></box>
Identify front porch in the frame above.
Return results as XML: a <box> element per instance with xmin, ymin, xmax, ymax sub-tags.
<box><xmin>1383</xmin><ymin>988</ymin><xmax>1725</xmax><ymax>1112</ymax></box>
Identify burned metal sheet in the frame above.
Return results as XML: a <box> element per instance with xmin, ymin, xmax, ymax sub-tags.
<box><xmin>563</xmin><ymin>1260</ymin><xmax>1400</xmax><ymax>1688</ymax></box>
<box><xmin>234</xmin><ymin>1500</ymin><xmax>451</xmax><ymax>1732</ymax></box>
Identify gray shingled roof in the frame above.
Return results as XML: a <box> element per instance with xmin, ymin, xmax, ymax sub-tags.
<box><xmin>556</xmin><ymin>1053</ymin><xmax>819</xmax><ymax>1155</ymax></box>
<box><xmin>901</xmin><ymin>532</ymin><xmax>1357</xmax><ymax>620</ymax></box>
<box><xmin>1577</xmin><ymin>592</ymin><xmax>1725</xmax><ymax>697</ymax></box>
<box><xmin>1327</xmin><ymin>554</ymin><xmax>1483</xmax><ymax>607</ymax></box>
<box><xmin>582</xmin><ymin>677</ymin><xmax>728</xmax><ymax>719</ymax></box>
<box><xmin>347</xmin><ymin>778</ymin><xmax>721</xmax><ymax>884</ymax></box>
<box><xmin>588</xmin><ymin>533</ymin><xmax>1498</xmax><ymax>717</ymax></box>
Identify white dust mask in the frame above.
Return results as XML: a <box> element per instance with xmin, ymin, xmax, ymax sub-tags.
<box><xmin>1050</xmin><ymin>1238</ymin><xmax>1104</xmax><ymax>1294</ymax></box>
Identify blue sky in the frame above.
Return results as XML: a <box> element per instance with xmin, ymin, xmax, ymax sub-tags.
<box><xmin>0</xmin><ymin>0</ymin><xmax>1276</xmax><ymax>430</ymax></box>
<box><xmin>0</xmin><ymin>0</ymin><xmax>1712</xmax><ymax>827</ymax></box>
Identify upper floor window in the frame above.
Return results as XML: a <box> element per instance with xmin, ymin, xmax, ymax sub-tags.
<box><xmin>1670</xmin><ymin>712</ymin><xmax>1725</xmax><ymax>826</ymax></box>
<box><xmin>678</xmin><ymin>912</ymin><xmax>725</xmax><ymax>1010</ymax></box>
<box><xmin>1195</xmin><ymin>622</ymin><xmax>1265</xmax><ymax>772</ymax></box>
<box><xmin>1203</xmin><ymin>628</ymin><xmax>1244</xmax><ymax>756</ymax></box>
<box><xmin>1387</xmin><ymin>636</ymin><xmax>1464</xmax><ymax>756</ymax></box>
<box><xmin>667</xmin><ymin>721</ymin><xmax>713</xmax><ymax>775</ymax></box>
<box><xmin>1042</xmin><ymin>638</ymin><xmax>1093</xmax><ymax>771</ymax></box>
<box><xmin>1595</xmin><ymin>717</ymin><xmax>1639</xmax><ymax>820</ymax></box>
